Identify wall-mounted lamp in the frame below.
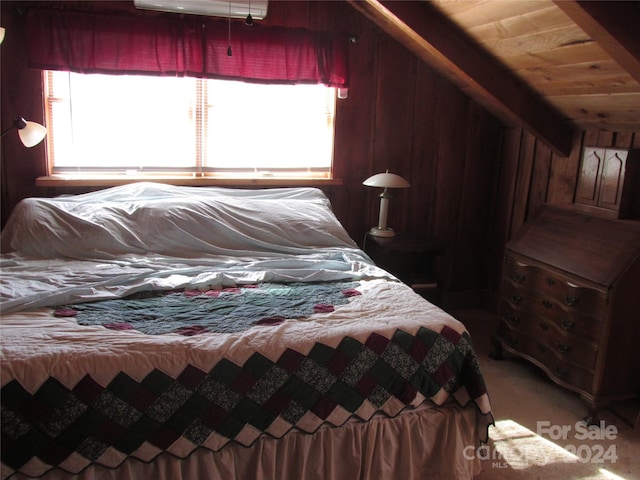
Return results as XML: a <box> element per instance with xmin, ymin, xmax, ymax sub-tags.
<box><xmin>363</xmin><ymin>169</ymin><xmax>410</xmax><ymax>237</ymax></box>
<box><xmin>0</xmin><ymin>26</ymin><xmax>5</xmax><ymax>44</ymax></box>
<box><xmin>1</xmin><ymin>117</ymin><xmax>47</xmax><ymax>148</ymax></box>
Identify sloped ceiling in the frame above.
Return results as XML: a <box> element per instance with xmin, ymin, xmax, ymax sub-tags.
<box><xmin>348</xmin><ymin>0</ymin><xmax>640</xmax><ymax>157</ymax></box>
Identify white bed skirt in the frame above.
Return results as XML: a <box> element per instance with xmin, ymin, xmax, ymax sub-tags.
<box><xmin>7</xmin><ymin>401</ymin><xmax>483</xmax><ymax>480</ymax></box>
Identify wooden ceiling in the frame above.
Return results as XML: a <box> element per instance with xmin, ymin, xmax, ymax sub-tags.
<box><xmin>348</xmin><ymin>0</ymin><xmax>640</xmax><ymax>157</ymax></box>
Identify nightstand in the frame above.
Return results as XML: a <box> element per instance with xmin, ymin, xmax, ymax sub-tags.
<box><xmin>363</xmin><ymin>232</ymin><xmax>446</xmax><ymax>304</ymax></box>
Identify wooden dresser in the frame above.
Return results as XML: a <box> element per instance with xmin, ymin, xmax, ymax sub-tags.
<box><xmin>493</xmin><ymin>204</ymin><xmax>640</xmax><ymax>422</ymax></box>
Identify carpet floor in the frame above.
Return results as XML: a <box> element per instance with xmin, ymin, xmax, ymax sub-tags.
<box><xmin>450</xmin><ymin>308</ymin><xmax>640</xmax><ymax>480</ymax></box>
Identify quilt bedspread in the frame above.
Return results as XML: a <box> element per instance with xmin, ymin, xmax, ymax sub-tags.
<box><xmin>0</xmin><ymin>184</ymin><xmax>493</xmax><ymax>479</ymax></box>
<box><xmin>0</xmin><ymin>280</ymin><xmax>493</xmax><ymax>479</ymax></box>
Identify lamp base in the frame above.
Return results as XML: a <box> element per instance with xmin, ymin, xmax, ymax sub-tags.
<box><xmin>368</xmin><ymin>227</ymin><xmax>396</xmax><ymax>237</ymax></box>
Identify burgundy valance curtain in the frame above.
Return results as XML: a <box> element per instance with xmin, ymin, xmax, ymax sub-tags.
<box><xmin>26</xmin><ymin>8</ymin><xmax>349</xmax><ymax>88</ymax></box>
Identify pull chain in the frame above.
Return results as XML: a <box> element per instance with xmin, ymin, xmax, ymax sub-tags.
<box><xmin>227</xmin><ymin>1</ymin><xmax>232</xmax><ymax>56</ymax></box>
<box><xmin>246</xmin><ymin>0</ymin><xmax>253</xmax><ymax>26</ymax></box>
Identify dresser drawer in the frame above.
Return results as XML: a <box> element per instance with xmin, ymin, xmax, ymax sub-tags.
<box><xmin>500</xmin><ymin>301</ymin><xmax>604</xmax><ymax>343</ymax></box>
<box><xmin>498</xmin><ymin>308</ymin><xmax>599</xmax><ymax>369</ymax></box>
<box><xmin>497</xmin><ymin>324</ymin><xmax>594</xmax><ymax>393</ymax></box>
<box><xmin>503</xmin><ymin>254</ymin><xmax>608</xmax><ymax>319</ymax></box>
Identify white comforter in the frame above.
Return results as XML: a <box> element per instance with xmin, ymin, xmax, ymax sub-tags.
<box><xmin>0</xmin><ymin>183</ymin><xmax>391</xmax><ymax>313</ymax></box>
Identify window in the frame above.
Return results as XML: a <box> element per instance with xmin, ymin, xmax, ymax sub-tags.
<box><xmin>44</xmin><ymin>71</ymin><xmax>337</xmax><ymax>179</ymax></box>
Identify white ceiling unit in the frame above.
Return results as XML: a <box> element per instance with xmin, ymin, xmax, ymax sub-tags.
<box><xmin>134</xmin><ymin>0</ymin><xmax>268</xmax><ymax>20</ymax></box>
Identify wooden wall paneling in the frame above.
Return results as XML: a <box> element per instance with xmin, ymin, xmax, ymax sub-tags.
<box><xmin>546</xmin><ymin>131</ymin><xmax>582</xmax><ymax>204</ymax></box>
<box><xmin>260</xmin><ymin>0</ymin><xmax>317</xmax><ymax>28</ymax></box>
<box><xmin>582</xmin><ymin>130</ymin><xmax>600</xmax><ymax>147</ymax></box>
<box><xmin>368</xmin><ymin>34</ymin><xmax>416</xmax><ymax>237</ymax></box>
<box><xmin>396</xmin><ymin>61</ymin><xmax>419</xmax><ymax>233</ymax></box>
<box><xmin>614</xmin><ymin>131</ymin><xmax>635</xmax><ymax>149</ymax></box>
<box><xmin>1</xmin><ymin>5</ymin><xmax>48</xmax><ymax>226</ymax></box>
<box><xmin>331</xmin><ymin>21</ymin><xmax>379</xmax><ymax>244</ymax></box>
<box><xmin>452</xmin><ymin>101</ymin><xmax>501</xmax><ymax>296</ymax></box>
<box><xmin>528</xmin><ymin>140</ymin><xmax>552</xmax><ymax>218</ymax></box>
<box><xmin>597</xmin><ymin>131</ymin><xmax>615</xmax><ymax>147</ymax></box>
<box><xmin>482</xmin><ymin>127</ymin><xmax>522</xmax><ymax>309</ymax></box>
<box><xmin>493</xmin><ymin>128</ymin><xmax>522</xmax><ymax>242</ymax></box>
<box><xmin>511</xmin><ymin>130</ymin><xmax>536</xmax><ymax>232</ymax></box>
<box><xmin>409</xmin><ymin>63</ymin><xmax>441</xmax><ymax>239</ymax></box>
<box><xmin>431</xmin><ymin>78</ymin><xmax>469</xmax><ymax>294</ymax></box>
<box><xmin>481</xmin><ymin>127</ymin><xmax>508</xmax><ymax>301</ymax></box>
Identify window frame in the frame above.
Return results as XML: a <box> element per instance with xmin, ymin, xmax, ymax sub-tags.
<box><xmin>41</xmin><ymin>71</ymin><xmax>342</xmax><ymax>187</ymax></box>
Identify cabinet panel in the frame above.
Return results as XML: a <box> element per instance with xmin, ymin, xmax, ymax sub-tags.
<box><xmin>599</xmin><ymin>149</ymin><xmax>627</xmax><ymax>210</ymax></box>
<box><xmin>575</xmin><ymin>147</ymin><xmax>603</xmax><ymax>206</ymax></box>
<box><xmin>575</xmin><ymin>147</ymin><xmax>637</xmax><ymax>218</ymax></box>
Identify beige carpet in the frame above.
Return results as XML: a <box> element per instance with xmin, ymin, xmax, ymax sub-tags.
<box><xmin>450</xmin><ymin>309</ymin><xmax>640</xmax><ymax>480</ymax></box>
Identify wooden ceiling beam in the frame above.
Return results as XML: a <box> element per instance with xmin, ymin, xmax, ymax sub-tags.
<box><xmin>553</xmin><ymin>0</ymin><xmax>640</xmax><ymax>84</ymax></box>
<box><xmin>347</xmin><ymin>0</ymin><xmax>576</xmax><ymax>157</ymax></box>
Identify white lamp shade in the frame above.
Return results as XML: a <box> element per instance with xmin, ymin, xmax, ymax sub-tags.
<box><xmin>0</xmin><ymin>27</ymin><xmax>5</xmax><ymax>44</ymax></box>
<box><xmin>363</xmin><ymin>171</ymin><xmax>410</xmax><ymax>189</ymax></box>
<box><xmin>18</xmin><ymin>121</ymin><xmax>47</xmax><ymax>148</ymax></box>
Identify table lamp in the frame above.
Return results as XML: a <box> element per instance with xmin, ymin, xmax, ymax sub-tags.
<box><xmin>363</xmin><ymin>170</ymin><xmax>410</xmax><ymax>237</ymax></box>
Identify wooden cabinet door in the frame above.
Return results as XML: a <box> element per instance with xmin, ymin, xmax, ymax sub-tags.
<box><xmin>598</xmin><ymin>149</ymin><xmax>627</xmax><ymax>211</ymax></box>
<box><xmin>575</xmin><ymin>147</ymin><xmax>628</xmax><ymax>213</ymax></box>
<box><xmin>575</xmin><ymin>147</ymin><xmax>604</xmax><ymax>207</ymax></box>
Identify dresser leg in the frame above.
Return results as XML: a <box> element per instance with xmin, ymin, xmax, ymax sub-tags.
<box><xmin>489</xmin><ymin>335</ymin><xmax>504</xmax><ymax>360</ymax></box>
<box><xmin>582</xmin><ymin>412</ymin><xmax>601</xmax><ymax>427</ymax></box>
<box><xmin>580</xmin><ymin>395</ymin><xmax>601</xmax><ymax>426</ymax></box>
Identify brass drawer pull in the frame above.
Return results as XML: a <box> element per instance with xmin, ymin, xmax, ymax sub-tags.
<box><xmin>513</xmin><ymin>273</ymin><xmax>526</xmax><ymax>283</ymax></box>
<box><xmin>561</xmin><ymin>319</ymin><xmax>576</xmax><ymax>331</ymax></box>
<box><xmin>507</xmin><ymin>315</ymin><xmax>520</xmax><ymax>326</ymax></box>
<box><xmin>564</xmin><ymin>295</ymin><xmax>579</xmax><ymax>306</ymax></box>
<box><xmin>558</xmin><ymin>343</ymin><xmax>571</xmax><ymax>354</ymax></box>
<box><xmin>542</xmin><ymin>300</ymin><xmax>553</xmax><ymax>309</ymax></box>
<box><xmin>511</xmin><ymin>294</ymin><xmax>523</xmax><ymax>305</ymax></box>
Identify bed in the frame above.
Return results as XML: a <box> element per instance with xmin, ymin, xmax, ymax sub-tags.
<box><xmin>0</xmin><ymin>182</ymin><xmax>493</xmax><ymax>480</ymax></box>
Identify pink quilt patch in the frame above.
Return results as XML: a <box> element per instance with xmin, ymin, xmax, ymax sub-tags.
<box><xmin>314</xmin><ymin>304</ymin><xmax>334</xmax><ymax>313</ymax></box>
<box><xmin>104</xmin><ymin>323</ymin><xmax>134</xmax><ymax>331</ymax></box>
<box><xmin>255</xmin><ymin>316</ymin><xmax>286</xmax><ymax>326</ymax></box>
<box><xmin>342</xmin><ymin>288</ymin><xmax>361</xmax><ymax>297</ymax></box>
<box><xmin>174</xmin><ymin>325</ymin><xmax>210</xmax><ymax>336</ymax></box>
